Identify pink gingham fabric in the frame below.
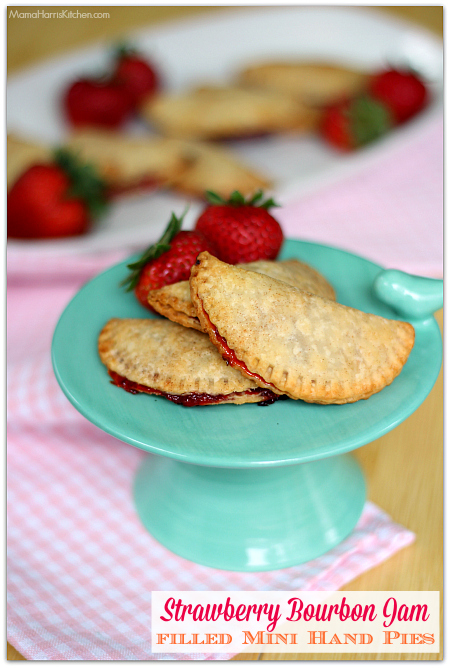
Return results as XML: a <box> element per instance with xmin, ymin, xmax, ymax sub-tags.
<box><xmin>7</xmin><ymin>117</ymin><xmax>441</xmax><ymax>660</ymax></box>
<box><xmin>8</xmin><ymin>406</ymin><xmax>415</xmax><ymax>661</ymax></box>
<box><xmin>5</xmin><ymin>272</ymin><xmax>417</xmax><ymax>662</ymax></box>
<box><xmin>6</xmin><ymin>247</ymin><xmax>131</xmax><ymax>281</ymax></box>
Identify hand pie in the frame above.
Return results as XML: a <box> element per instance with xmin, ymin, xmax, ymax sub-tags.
<box><xmin>65</xmin><ymin>130</ymin><xmax>270</xmax><ymax>199</ymax></box>
<box><xmin>98</xmin><ymin>318</ymin><xmax>281</xmax><ymax>406</ymax></box>
<box><xmin>7</xmin><ymin>134</ymin><xmax>52</xmax><ymax>189</ymax></box>
<box><xmin>165</xmin><ymin>139</ymin><xmax>270</xmax><ymax>199</ymax></box>
<box><xmin>190</xmin><ymin>253</ymin><xmax>415</xmax><ymax>404</ymax></box>
<box><xmin>148</xmin><ymin>258</ymin><xmax>336</xmax><ymax>331</ymax></box>
<box><xmin>10</xmin><ymin>129</ymin><xmax>267</xmax><ymax>201</ymax></box>
<box><xmin>140</xmin><ymin>85</ymin><xmax>320</xmax><ymax>140</ymax></box>
<box><xmin>65</xmin><ymin>129</ymin><xmax>190</xmax><ymax>194</ymax></box>
<box><xmin>237</xmin><ymin>62</ymin><xmax>369</xmax><ymax>107</ymax></box>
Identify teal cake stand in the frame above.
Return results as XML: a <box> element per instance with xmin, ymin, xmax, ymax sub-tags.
<box><xmin>52</xmin><ymin>240</ymin><xmax>443</xmax><ymax>571</ymax></box>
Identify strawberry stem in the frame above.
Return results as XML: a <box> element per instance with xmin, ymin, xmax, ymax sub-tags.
<box><xmin>120</xmin><ymin>208</ymin><xmax>188</xmax><ymax>292</ymax></box>
<box><xmin>113</xmin><ymin>41</ymin><xmax>137</xmax><ymax>61</ymax></box>
<box><xmin>54</xmin><ymin>148</ymin><xmax>108</xmax><ymax>219</ymax></box>
<box><xmin>204</xmin><ymin>190</ymin><xmax>226</xmax><ymax>206</ymax></box>
<box><xmin>205</xmin><ymin>189</ymin><xmax>279</xmax><ymax>209</ymax></box>
<box><xmin>349</xmin><ymin>96</ymin><xmax>393</xmax><ymax>147</ymax></box>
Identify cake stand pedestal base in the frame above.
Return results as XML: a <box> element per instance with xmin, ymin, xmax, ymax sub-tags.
<box><xmin>133</xmin><ymin>453</ymin><xmax>366</xmax><ymax>572</ymax></box>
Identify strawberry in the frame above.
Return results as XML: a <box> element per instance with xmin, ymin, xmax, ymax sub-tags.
<box><xmin>7</xmin><ymin>149</ymin><xmax>107</xmax><ymax>239</ymax></box>
<box><xmin>321</xmin><ymin>96</ymin><xmax>393</xmax><ymax>151</ymax></box>
<box><xmin>64</xmin><ymin>78</ymin><xmax>133</xmax><ymax>128</ymax></box>
<box><xmin>194</xmin><ymin>190</ymin><xmax>283</xmax><ymax>265</ymax></box>
<box><xmin>114</xmin><ymin>45</ymin><xmax>160</xmax><ymax>106</ymax></box>
<box><xmin>121</xmin><ymin>210</ymin><xmax>217</xmax><ymax>309</ymax></box>
<box><xmin>321</xmin><ymin>100</ymin><xmax>354</xmax><ymax>151</ymax></box>
<box><xmin>368</xmin><ymin>68</ymin><xmax>428</xmax><ymax>125</ymax></box>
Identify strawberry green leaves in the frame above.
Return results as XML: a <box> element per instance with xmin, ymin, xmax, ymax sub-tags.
<box><xmin>205</xmin><ymin>189</ymin><xmax>279</xmax><ymax>210</ymax></box>
<box><xmin>120</xmin><ymin>209</ymin><xmax>187</xmax><ymax>292</ymax></box>
<box><xmin>54</xmin><ymin>148</ymin><xmax>108</xmax><ymax>219</ymax></box>
<box><xmin>350</xmin><ymin>96</ymin><xmax>393</xmax><ymax>147</ymax></box>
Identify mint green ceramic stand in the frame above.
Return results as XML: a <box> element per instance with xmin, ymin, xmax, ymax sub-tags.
<box><xmin>52</xmin><ymin>241</ymin><xmax>443</xmax><ymax>572</ymax></box>
<box><xmin>134</xmin><ymin>453</ymin><xmax>365</xmax><ymax>571</ymax></box>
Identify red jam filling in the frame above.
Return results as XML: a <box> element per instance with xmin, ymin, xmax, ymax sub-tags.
<box><xmin>107</xmin><ymin>176</ymin><xmax>160</xmax><ymax>199</ymax></box>
<box><xmin>221</xmin><ymin>132</ymin><xmax>270</xmax><ymax>142</ymax></box>
<box><xmin>199</xmin><ymin>303</ymin><xmax>279</xmax><ymax>392</ymax></box>
<box><xmin>108</xmin><ymin>371</ymin><xmax>280</xmax><ymax>406</ymax></box>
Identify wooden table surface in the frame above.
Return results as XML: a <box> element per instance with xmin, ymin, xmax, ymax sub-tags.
<box><xmin>7</xmin><ymin>6</ymin><xmax>443</xmax><ymax>662</ymax></box>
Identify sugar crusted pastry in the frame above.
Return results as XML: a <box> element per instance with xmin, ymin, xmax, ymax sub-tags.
<box><xmin>166</xmin><ymin>139</ymin><xmax>271</xmax><ymax>199</ymax></box>
<box><xmin>237</xmin><ymin>62</ymin><xmax>369</xmax><ymax>107</ymax></box>
<box><xmin>148</xmin><ymin>280</ymin><xmax>200</xmax><ymax>330</ymax></box>
<box><xmin>141</xmin><ymin>85</ymin><xmax>320</xmax><ymax>140</ymax></box>
<box><xmin>8</xmin><ymin>130</ymin><xmax>270</xmax><ymax>200</ymax></box>
<box><xmin>190</xmin><ymin>253</ymin><xmax>415</xmax><ymax>404</ymax></box>
<box><xmin>98</xmin><ymin>318</ymin><xmax>281</xmax><ymax>406</ymax></box>
<box><xmin>65</xmin><ymin>129</ymin><xmax>190</xmax><ymax>192</ymax></box>
<box><xmin>65</xmin><ymin>130</ymin><xmax>270</xmax><ymax>199</ymax></box>
<box><xmin>148</xmin><ymin>258</ymin><xmax>336</xmax><ymax>331</ymax></box>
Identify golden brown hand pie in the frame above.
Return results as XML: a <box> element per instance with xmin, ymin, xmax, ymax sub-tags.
<box><xmin>98</xmin><ymin>318</ymin><xmax>281</xmax><ymax>406</ymax></box>
<box><xmin>190</xmin><ymin>253</ymin><xmax>415</xmax><ymax>404</ymax></box>
<box><xmin>148</xmin><ymin>258</ymin><xmax>336</xmax><ymax>331</ymax></box>
<box><xmin>65</xmin><ymin>129</ymin><xmax>190</xmax><ymax>193</ymax></box>
<box><xmin>7</xmin><ymin>134</ymin><xmax>52</xmax><ymax>189</ymax></box>
<box><xmin>237</xmin><ymin>62</ymin><xmax>369</xmax><ymax>107</ymax></box>
<box><xmin>140</xmin><ymin>85</ymin><xmax>320</xmax><ymax>140</ymax></box>
<box><xmin>166</xmin><ymin>139</ymin><xmax>271</xmax><ymax>199</ymax></box>
<box><xmin>65</xmin><ymin>130</ymin><xmax>270</xmax><ymax>199</ymax></box>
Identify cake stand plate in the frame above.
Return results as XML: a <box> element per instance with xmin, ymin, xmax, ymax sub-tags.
<box><xmin>52</xmin><ymin>240</ymin><xmax>442</xmax><ymax>571</ymax></box>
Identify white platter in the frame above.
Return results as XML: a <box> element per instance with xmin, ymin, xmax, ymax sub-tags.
<box><xmin>7</xmin><ymin>6</ymin><xmax>443</xmax><ymax>257</ymax></box>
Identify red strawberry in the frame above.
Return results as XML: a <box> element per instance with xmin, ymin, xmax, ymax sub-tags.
<box><xmin>321</xmin><ymin>100</ymin><xmax>354</xmax><ymax>151</ymax></box>
<box><xmin>121</xmin><ymin>211</ymin><xmax>217</xmax><ymax>310</ymax></box>
<box><xmin>368</xmin><ymin>68</ymin><xmax>428</xmax><ymax>125</ymax></box>
<box><xmin>194</xmin><ymin>191</ymin><xmax>283</xmax><ymax>265</ymax></box>
<box><xmin>321</xmin><ymin>96</ymin><xmax>393</xmax><ymax>151</ymax></box>
<box><xmin>114</xmin><ymin>46</ymin><xmax>160</xmax><ymax>106</ymax></box>
<box><xmin>64</xmin><ymin>78</ymin><xmax>133</xmax><ymax>128</ymax></box>
<box><xmin>7</xmin><ymin>149</ymin><xmax>107</xmax><ymax>239</ymax></box>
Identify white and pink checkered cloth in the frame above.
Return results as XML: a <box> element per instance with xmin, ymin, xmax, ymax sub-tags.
<box><xmin>7</xmin><ymin>117</ymin><xmax>441</xmax><ymax>660</ymax></box>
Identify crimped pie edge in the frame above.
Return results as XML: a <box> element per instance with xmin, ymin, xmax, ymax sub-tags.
<box><xmin>190</xmin><ymin>252</ymin><xmax>415</xmax><ymax>405</ymax></box>
<box><xmin>98</xmin><ymin>317</ymin><xmax>276</xmax><ymax>405</ymax></box>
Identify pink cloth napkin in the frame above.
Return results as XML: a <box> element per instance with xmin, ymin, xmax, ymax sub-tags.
<box><xmin>8</xmin><ymin>117</ymin><xmax>441</xmax><ymax>660</ymax></box>
<box><xmin>7</xmin><ymin>271</ymin><xmax>416</xmax><ymax>662</ymax></box>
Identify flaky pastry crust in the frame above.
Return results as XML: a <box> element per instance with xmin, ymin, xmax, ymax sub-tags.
<box><xmin>98</xmin><ymin>318</ymin><xmax>274</xmax><ymax>405</ymax></box>
<box><xmin>7</xmin><ymin>134</ymin><xmax>52</xmax><ymax>189</ymax></box>
<box><xmin>148</xmin><ymin>258</ymin><xmax>336</xmax><ymax>331</ymax></box>
<box><xmin>65</xmin><ymin>129</ymin><xmax>189</xmax><ymax>188</ymax></box>
<box><xmin>238</xmin><ymin>62</ymin><xmax>369</xmax><ymax>107</ymax></box>
<box><xmin>165</xmin><ymin>139</ymin><xmax>271</xmax><ymax>198</ymax></box>
<box><xmin>190</xmin><ymin>253</ymin><xmax>415</xmax><ymax>404</ymax></box>
<box><xmin>65</xmin><ymin>131</ymin><xmax>270</xmax><ymax>199</ymax></box>
<box><xmin>141</xmin><ymin>85</ymin><xmax>320</xmax><ymax>140</ymax></box>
